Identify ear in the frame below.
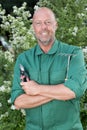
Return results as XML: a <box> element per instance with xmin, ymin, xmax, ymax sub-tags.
<box><xmin>55</xmin><ymin>21</ymin><xmax>58</xmax><ymax>31</ymax></box>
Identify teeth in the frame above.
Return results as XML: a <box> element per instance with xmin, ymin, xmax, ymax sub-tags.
<box><xmin>42</xmin><ymin>32</ymin><xmax>47</xmax><ymax>35</ymax></box>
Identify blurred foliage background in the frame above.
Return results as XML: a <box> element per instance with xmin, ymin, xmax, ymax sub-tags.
<box><xmin>0</xmin><ymin>0</ymin><xmax>87</xmax><ymax>130</ymax></box>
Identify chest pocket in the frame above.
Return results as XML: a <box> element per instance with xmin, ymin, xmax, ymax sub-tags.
<box><xmin>49</xmin><ymin>54</ymin><xmax>73</xmax><ymax>85</ymax></box>
<box><xmin>50</xmin><ymin>69</ymin><xmax>66</xmax><ymax>84</ymax></box>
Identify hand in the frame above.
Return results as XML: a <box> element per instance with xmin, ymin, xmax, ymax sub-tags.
<box><xmin>20</xmin><ymin>80</ymin><xmax>40</xmax><ymax>96</ymax></box>
<box><xmin>20</xmin><ymin>75</ymin><xmax>30</xmax><ymax>82</ymax></box>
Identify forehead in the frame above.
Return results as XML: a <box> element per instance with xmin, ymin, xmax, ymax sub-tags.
<box><xmin>33</xmin><ymin>8</ymin><xmax>55</xmax><ymax>21</ymax></box>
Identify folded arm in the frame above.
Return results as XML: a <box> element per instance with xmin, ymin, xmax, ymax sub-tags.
<box><xmin>14</xmin><ymin>79</ymin><xmax>75</xmax><ymax>109</ymax></box>
<box><xmin>20</xmin><ymin>80</ymin><xmax>76</xmax><ymax>101</ymax></box>
<box><xmin>14</xmin><ymin>93</ymin><xmax>53</xmax><ymax>109</ymax></box>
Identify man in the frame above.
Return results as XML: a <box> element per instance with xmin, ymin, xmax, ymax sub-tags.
<box><xmin>11</xmin><ymin>7</ymin><xmax>87</xmax><ymax>130</ymax></box>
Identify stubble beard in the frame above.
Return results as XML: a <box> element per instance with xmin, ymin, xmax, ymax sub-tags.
<box><xmin>37</xmin><ymin>35</ymin><xmax>55</xmax><ymax>46</ymax></box>
<box><xmin>38</xmin><ymin>38</ymin><xmax>52</xmax><ymax>46</ymax></box>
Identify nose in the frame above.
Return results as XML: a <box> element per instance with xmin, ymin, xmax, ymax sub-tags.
<box><xmin>41</xmin><ymin>22</ymin><xmax>47</xmax><ymax>29</ymax></box>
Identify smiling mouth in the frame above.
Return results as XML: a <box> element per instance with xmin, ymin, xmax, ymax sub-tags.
<box><xmin>41</xmin><ymin>32</ymin><xmax>48</xmax><ymax>36</ymax></box>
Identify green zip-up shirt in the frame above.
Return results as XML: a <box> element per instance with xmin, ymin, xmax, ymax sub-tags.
<box><xmin>11</xmin><ymin>40</ymin><xmax>87</xmax><ymax>130</ymax></box>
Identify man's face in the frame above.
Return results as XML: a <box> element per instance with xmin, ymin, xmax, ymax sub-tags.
<box><xmin>32</xmin><ymin>9</ymin><xmax>57</xmax><ymax>46</ymax></box>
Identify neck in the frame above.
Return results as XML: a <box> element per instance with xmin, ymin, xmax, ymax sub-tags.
<box><xmin>38</xmin><ymin>39</ymin><xmax>55</xmax><ymax>53</ymax></box>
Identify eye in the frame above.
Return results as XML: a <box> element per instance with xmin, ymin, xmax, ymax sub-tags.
<box><xmin>45</xmin><ymin>21</ymin><xmax>52</xmax><ymax>25</ymax></box>
<box><xmin>34</xmin><ymin>21</ymin><xmax>41</xmax><ymax>26</ymax></box>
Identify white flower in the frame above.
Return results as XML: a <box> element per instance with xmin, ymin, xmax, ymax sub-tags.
<box><xmin>34</xmin><ymin>5</ymin><xmax>39</xmax><ymax>11</ymax></box>
<box><xmin>11</xmin><ymin>104</ymin><xmax>16</xmax><ymax>110</ymax></box>
<box><xmin>0</xmin><ymin>81</ymin><xmax>11</xmax><ymax>93</ymax></box>
<box><xmin>77</xmin><ymin>13</ymin><xmax>85</xmax><ymax>18</ymax></box>
<box><xmin>72</xmin><ymin>32</ymin><xmax>76</xmax><ymax>36</ymax></box>
<box><xmin>5</xmin><ymin>21</ymin><xmax>10</xmax><ymax>26</ymax></box>
<box><xmin>0</xmin><ymin>9</ymin><xmax>5</xmax><ymax>16</ymax></box>
<box><xmin>8</xmin><ymin>98</ymin><xmax>11</xmax><ymax>104</ymax></box>
<box><xmin>72</xmin><ymin>26</ymin><xmax>78</xmax><ymax>36</ymax></box>
<box><xmin>73</xmin><ymin>26</ymin><xmax>78</xmax><ymax>33</ymax></box>
<box><xmin>0</xmin><ymin>85</ymin><xmax>5</xmax><ymax>92</ymax></box>
<box><xmin>22</xmin><ymin>2</ymin><xmax>27</xmax><ymax>7</ymax></box>
<box><xmin>4</xmin><ymin>51</ymin><xmax>14</xmax><ymax>62</ymax></box>
<box><xmin>0</xmin><ymin>112</ymin><xmax>8</xmax><ymax>120</ymax></box>
<box><xmin>21</xmin><ymin>109</ymin><xmax>26</xmax><ymax>116</ymax></box>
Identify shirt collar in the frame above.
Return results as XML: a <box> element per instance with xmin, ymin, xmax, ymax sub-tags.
<box><xmin>35</xmin><ymin>39</ymin><xmax>59</xmax><ymax>55</ymax></box>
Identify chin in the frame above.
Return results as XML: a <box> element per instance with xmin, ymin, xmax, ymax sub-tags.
<box><xmin>39</xmin><ymin>38</ymin><xmax>54</xmax><ymax>45</ymax></box>
<box><xmin>40</xmin><ymin>40</ymin><xmax>51</xmax><ymax>46</ymax></box>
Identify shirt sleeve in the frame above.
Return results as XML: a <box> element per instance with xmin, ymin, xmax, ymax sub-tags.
<box><xmin>11</xmin><ymin>55</ymin><xmax>25</xmax><ymax>104</ymax></box>
<box><xmin>64</xmin><ymin>47</ymin><xmax>87</xmax><ymax>99</ymax></box>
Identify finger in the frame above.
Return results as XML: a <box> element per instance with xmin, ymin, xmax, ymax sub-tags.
<box><xmin>20</xmin><ymin>75</ymin><xmax>25</xmax><ymax>79</ymax></box>
<box><xmin>26</xmin><ymin>77</ymin><xmax>30</xmax><ymax>82</ymax></box>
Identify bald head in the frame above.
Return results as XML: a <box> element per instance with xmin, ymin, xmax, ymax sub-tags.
<box><xmin>33</xmin><ymin>7</ymin><xmax>56</xmax><ymax>22</ymax></box>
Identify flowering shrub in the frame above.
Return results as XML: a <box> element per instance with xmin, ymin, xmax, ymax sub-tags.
<box><xmin>0</xmin><ymin>2</ymin><xmax>36</xmax><ymax>130</ymax></box>
<box><xmin>0</xmin><ymin>1</ymin><xmax>87</xmax><ymax>129</ymax></box>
